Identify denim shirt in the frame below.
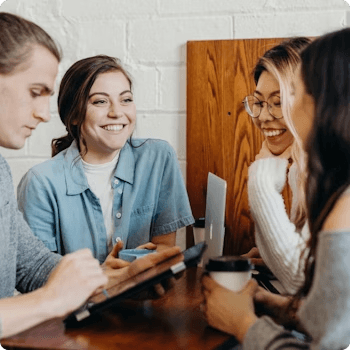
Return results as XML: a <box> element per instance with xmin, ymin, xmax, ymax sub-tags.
<box><xmin>17</xmin><ymin>139</ymin><xmax>194</xmax><ymax>263</ymax></box>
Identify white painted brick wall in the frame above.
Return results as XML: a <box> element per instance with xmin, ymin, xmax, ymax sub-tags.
<box><xmin>0</xmin><ymin>0</ymin><xmax>349</xmax><ymax>249</ymax></box>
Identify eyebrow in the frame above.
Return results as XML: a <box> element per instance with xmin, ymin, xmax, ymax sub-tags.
<box><xmin>254</xmin><ymin>90</ymin><xmax>280</xmax><ymax>97</ymax></box>
<box><xmin>32</xmin><ymin>84</ymin><xmax>55</xmax><ymax>96</ymax></box>
<box><xmin>89</xmin><ymin>90</ymin><xmax>133</xmax><ymax>98</ymax></box>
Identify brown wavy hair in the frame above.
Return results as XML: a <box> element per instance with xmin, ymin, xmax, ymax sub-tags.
<box><xmin>52</xmin><ymin>55</ymin><xmax>132</xmax><ymax>157</ymax></box>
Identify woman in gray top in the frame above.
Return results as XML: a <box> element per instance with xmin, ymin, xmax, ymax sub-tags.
<box><xmin>202</xmin><ymin>28</ymin><xmax>350</xmax><ymax>349</ymax></box>
<box><xmin>0</xmin><ymin>12</ymin><xmax>180</xmax><ymax>340</ymax></box>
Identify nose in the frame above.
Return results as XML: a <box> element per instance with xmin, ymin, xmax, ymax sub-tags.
<box><xmin>108</xmin><ymin>104</ymin><xmax>123</xmax><ymax>118</ymax></box>
<box><xmin>34</xmin><ymin>98</ymin><xmax>51</xmax><ymax>123</ymax></box>
<box><xmin>258</xmin><ymin>102</ymin><xmax>274</xmax><ymax>122</ymax></box>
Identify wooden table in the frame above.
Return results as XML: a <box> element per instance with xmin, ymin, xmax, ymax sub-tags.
<box><xmin>2</xmin><ymin>268</ymin><xmax>232</xmax><ymax>350</ymax></box>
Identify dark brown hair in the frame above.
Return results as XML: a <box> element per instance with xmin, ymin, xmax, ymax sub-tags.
<box><xmin>52</xmin><ymin>55</ymin><xmax>132</xmax><ymax>156</ymax></box>
<box><xmin>0</xmin><ymin>12</ymin><xmax>61</xmax><ymax>74</ymax></box>
<box><xmin>293</xmin><ymin>28</ymin><xmax>350</xmax><ymax>303</ymax></box>
<box><xmin>253</xmin><ymin>37</ymin><xmax>311</xmax><ymax>84</ymax></box>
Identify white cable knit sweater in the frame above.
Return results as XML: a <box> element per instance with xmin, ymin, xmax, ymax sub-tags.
<box><xmin>248</xmin><ymin>157</ymin><xmax>310</xmax><ymax>295</ymax></box>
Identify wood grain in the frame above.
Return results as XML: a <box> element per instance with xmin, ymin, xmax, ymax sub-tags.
<box><xmin>2</xmin><ymin>268</ymin><xmax>230</xmax><ymax>350</ymax></box>
<box><xmin>186</xmin><ymin>38</ymin><xmax>289</xmax><ymax>255</ymax></box>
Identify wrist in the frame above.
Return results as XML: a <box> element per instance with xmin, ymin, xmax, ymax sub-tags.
<box><xmin>235</xmin><ymin>314</ymin><xmax>258</xmax><ymax>343</ymax></box>
<box><xmin>38</xmin><ymin>285</ymin><xmax>66</xmax><ymax>319</ymax></box>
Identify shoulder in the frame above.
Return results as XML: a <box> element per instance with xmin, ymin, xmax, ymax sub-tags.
<box><xmin>322</xmin><ymin>189</ymin><xmax>350</xmax><ymax>232</ymax></box>
<box><xmin>0</xmin><ymin>154</ymin><xmax>14</xmax><ymax>197</ymax></box>
<box><xmin>20</xmin><ymin>152</ymin><xmax>67</xmax><ymax>186</ymax></box>
<box><xmin>129</xmin><ymin>138</ymin><xmax>176</xmax><ymax>158</ymax></box>
<box><xmin>0</xmin><ymin>154</ymin><xmax>12</xmax><ymax>176</ymax></box>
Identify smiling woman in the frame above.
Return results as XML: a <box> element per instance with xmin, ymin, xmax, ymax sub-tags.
<box><xmin>242</xmin><ymin>37</ymin><xmax>312</xmax><ymax>295</ymax></box>
<box><xmin>17</xmin><ymin>55</ymin><xmax>194</xmax><ymax>263</ymax></box>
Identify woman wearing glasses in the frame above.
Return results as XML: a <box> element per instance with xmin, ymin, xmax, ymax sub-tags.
<box><xmin>242</xmin><ymin>38</ymin><xmax>311</xmax><ymax>294</ymax></box>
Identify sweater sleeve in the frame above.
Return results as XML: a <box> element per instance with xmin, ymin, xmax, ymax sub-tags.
<box><xmin>248</xmin><ymin>158</ymin><xmax>308</xmax><ymax>294</ymax></box>
<box><xmin>297</xmin><ymin>231</ymin><xmax>350</xmax><ymax>350</ymax></box>
<box><xmin>243</xmin><ymin>316</ymin><xmax>310</xmax><ymax>350</ymax></box>
<box><xmin>15</xmin><ymin>206</ymin><xmax>61</xmax><ymax>293</ymax></box>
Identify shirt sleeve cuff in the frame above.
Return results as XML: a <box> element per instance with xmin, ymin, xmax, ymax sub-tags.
<box><xmin>152</xmin><ymin>215</ymin><xmax>195</xmax><ymax>236</ymax></box>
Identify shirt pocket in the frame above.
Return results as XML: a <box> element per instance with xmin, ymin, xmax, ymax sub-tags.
<box><xmin>127</xmin><ymin>204</ymin><xmax>155</xmax><ymax>248</ymax></box>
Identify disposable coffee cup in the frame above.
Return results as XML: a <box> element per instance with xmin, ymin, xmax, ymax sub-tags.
<box><xmin>193</xmin><ymin>218</ymin><xmax>205</xmax><ymax>245</ymax></box>
<box><xmin>205</xmin><ymin>256</ymin><xmax>254</xmax><ymax>292</ymax></box>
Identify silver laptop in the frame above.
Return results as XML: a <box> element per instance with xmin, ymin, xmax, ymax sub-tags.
<box><xmin>202</xmin><ymin>172</ymin><xmax>227</xmax><ymax>266</ymax></box>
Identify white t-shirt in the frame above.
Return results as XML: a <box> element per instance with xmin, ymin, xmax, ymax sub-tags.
<box><xmin>82</xmin><ymin>152</ymin><xmax>120</xmax><ymax>252</ymax></box>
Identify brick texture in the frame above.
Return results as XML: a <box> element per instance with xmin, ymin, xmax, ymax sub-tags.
<box><xmin>1</xmin><ymin>0</ymin><xmax>350</xmax><ymax>249</ymax></box>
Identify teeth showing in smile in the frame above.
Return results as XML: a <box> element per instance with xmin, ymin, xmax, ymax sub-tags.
<box><xmin>103</xmin><ymin>125</ymin><xmax>123</xmax><ymax>131</ymax></box>
<box><xmin>263</xmin><ymin>129</ymin><xmax>284</xmax><ymax>137</ymax></box>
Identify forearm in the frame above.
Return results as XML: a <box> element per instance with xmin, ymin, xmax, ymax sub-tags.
<box><xmin>255</xmin><ymin>296</ymin><xmax>304</xmax><ymax>333</ymax></box>
<box><xmin>0</xmin><ymin>288</ymin><xmax>58</xmax><ymax>339</ymax></box>
<box><xmin>152</xmin><ymin>231</ymin><xmax>176</xmax><ymax>251</ymax></box>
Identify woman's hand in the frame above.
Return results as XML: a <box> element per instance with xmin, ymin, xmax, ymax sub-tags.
<box><xmin>136</xmin><ymin>242</ymin><xmax>157</xmax><ymax>250</ymax></box>
<box><xmin>241</xmin><ymin>247</ymin><xmax>265</xmax><ymax>266</ymax></box>
<box><xmin>254</xmin><ymin>287</ymin><xmax>302</xmax><ymax>330</ymax></box>
<box><xmin>43</xmin><ymin>249</ymin><xmax>108</xmax><ymax>317</ymax></box>
<box><xmin>91</xmin><ymin>245</ymin><xmax>182</xmax><ymax>302</ymax></box>
<box><xmin>102</xmin><ymin>240</ymin><xmax>130</xmax><ymax>271</ymax></box>
<box><xmin>201</xmin><ymin>275</ymin><xmax>258</xmax><ymax>343</ymax></box>
<box><xmin>254</xmin><ymin>286</ymin><xmax>291</xmax><ymax>309</ymax></box>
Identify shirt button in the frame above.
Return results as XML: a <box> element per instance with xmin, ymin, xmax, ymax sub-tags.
<box><xmin>114</xmin><ymin>179</ymin><xmax>119</xmax><ymax>185</ymax></box>
<box><xmin>116</xmin><ymin>212</ymin><xmax>122</xmax><ymax>219</ymax></box>
<box><xmin>117</xmin><ymin>188</ymin><xmax>122</xmax><ymax>194</ymax></box>
<box><xmin>115</xmin><ymin>237</ymin><xmax>121</xmax><ymax>243</ymax></box>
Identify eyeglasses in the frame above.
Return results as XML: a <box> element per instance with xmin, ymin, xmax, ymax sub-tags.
<box><xmin>242</xmin><ymin>95</ymin><xmax>283</xmax><ymax>119</ymax></box>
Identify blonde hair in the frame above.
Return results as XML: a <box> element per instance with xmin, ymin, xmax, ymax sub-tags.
<box><xmin>254</xmin><ymin>38</ymin><xmax>311</xmax><ymax>229</ymax></box>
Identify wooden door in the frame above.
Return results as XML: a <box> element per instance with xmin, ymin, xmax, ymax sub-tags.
<box><xmin>186</xmin><ymin>38</ymin><xmax>289</xmax><ymax>255</ymax></box>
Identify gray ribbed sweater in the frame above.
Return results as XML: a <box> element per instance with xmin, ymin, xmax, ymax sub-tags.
<box><xmin>0</xmin><ymin>155</ymin><xmax>60</xmax><ymax>336</ymax></box>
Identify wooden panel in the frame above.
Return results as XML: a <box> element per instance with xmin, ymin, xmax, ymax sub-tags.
<box><xmin>186</xmin><ymin>38</ymin><xmax>287</xmax><ymax>255</ymax></box>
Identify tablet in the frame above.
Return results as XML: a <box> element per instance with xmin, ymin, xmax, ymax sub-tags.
<box><xmin>64</xmin><ymin>242</ymin><xmax>207</xmax><ymax>326</ymax></box>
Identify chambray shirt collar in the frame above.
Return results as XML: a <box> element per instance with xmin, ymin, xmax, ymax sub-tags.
<box><xmin>114</xmin><ymin>141</ymin><xmax>135</xmax><ymax>185</ymax></box>
<box><xmin>64</xmin><ymin>141</ymin><xmax>135</xmax><ymax>195</ymax></box>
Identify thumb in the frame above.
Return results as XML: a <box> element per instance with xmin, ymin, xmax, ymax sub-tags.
<box><xmin>243</xmin><ymin>279</ymin><xmax>259</xmax><ymax>296</ymax></box>
<box><xmin>110</xmin><ymin>240</ymin><xmax>124</xmax><ymax>258</ymax></box>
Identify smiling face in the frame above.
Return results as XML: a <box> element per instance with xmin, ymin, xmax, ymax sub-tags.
<box><xmin>0</xmin><ymin>45</ymin><xmax>58</xmax><ymax>149</ymax></box>
<box><xmin>290</xmin><ymin>65</ymin><xmax>315</xmax><ymax>149</ymax></box>
<box><xmin>253</xmin><ymin>71</ymin><xmax>294</xmax><ymax>155</ymax></box>
<box><xmin>80</xmin><ymin>70</ymin><xmax>136</xmax><ymax>164</ymax></box>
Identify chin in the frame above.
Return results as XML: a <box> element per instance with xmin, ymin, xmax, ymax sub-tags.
<box><xmin>267</xmin><ymin>143</ymin><xmax>291</xmax><ymax>156</ymax></box>
<box><xmin>1</xmin><ymin>139</ymin><xmax>26</xmax><ymax>150</ymax></box>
